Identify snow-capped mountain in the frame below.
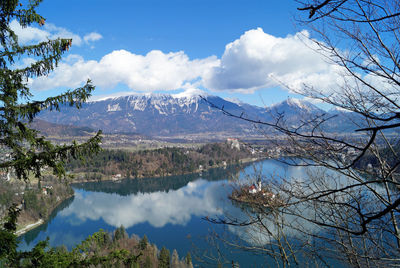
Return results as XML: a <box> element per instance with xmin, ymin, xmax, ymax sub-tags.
<box><xmin>39</xmin><ymin>94</ymin><xmax>261</xmax><ymax>136</ymax></box>
<box><xmin>38</xmin><ymin>94</ymin><xmax>362</xmax><ymax>137</ymax></box>
<box><xmin>267</xmin><ymin>98</ymin><xmax>366</xmax><ymax>132</ymax></box>
<box><xmin>268</xmin><ymin>98</ymin><xmax>324</xmax><ymax>115</ymax></box>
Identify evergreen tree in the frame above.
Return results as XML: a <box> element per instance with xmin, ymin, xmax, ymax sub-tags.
<box><xmin>0</xmin><ymin>0</ymin><xmax>102</xmax><ymax>182</ymax></box>
<box><xmin>185</xmin><ymin>252</ymin><xmax>193</xmax><ymax>268</ymax></box>
<box><xmin>0</xmin><ymin>0</ymin><xmax>102</xmax><ymax>266</ymax></box>
<box><xmin>113</xmin><ymin>225</ymin><xmax>128</xmax><ymax>242</ymax></box>
<box><xmin>158</xmin><ymin>247</ymin><xmax>170</xmax><ymax>268</ymax></box>
<box><xmin>144</xmin><ymin>255</ymin><xmax>152</xmax><ymax>268</ymax></box>
<box><xmin>139</xmin><ymin>234</ymin><xmax>148</xmax><ymax>250</ymax></box>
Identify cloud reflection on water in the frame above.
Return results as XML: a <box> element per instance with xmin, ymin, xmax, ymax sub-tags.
<box><xmin>60</xmin><ymin>179</ymin><xmax>231</xmax><ymax>228</ymax></box>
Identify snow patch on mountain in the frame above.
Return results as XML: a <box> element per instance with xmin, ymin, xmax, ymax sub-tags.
<box><xmin>129</xmin><ymin>96</ymin><xmax>148</xmax><ymax>111</ymax></box>
<box><xmin>107</xmin><ymin>103</ymin><xmax>121</xmax><ymax>112</ymax></box>
<box><xmin>270</xmin><ymin>98</ymin><xmax>321</xmax><ymax>113</ymax></box>
<box><xmin>100</xmin><ymin>93</ymin><xmax>203</xmax><ymax>114</ymax></box>
<box><xmin>225</xmin><ymin>98</ymin><xmax>243</xmax><ymax>105</ymax></box>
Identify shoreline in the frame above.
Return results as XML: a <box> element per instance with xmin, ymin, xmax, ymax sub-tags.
<box><xmin>15</xmin><ymin>193</ymin><xmax>74</xmax><ymax>237</ymax></box>
<box><xmin>16</xmin><ymin>219</ymin><xmax>44</xmax><ymax>236</ymax></box>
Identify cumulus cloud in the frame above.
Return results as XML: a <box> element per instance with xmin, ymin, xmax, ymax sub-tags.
<box><xmin>27</xmin><ymin>27</ymin><xmax>378</xmax><ymax>96</ymax></box>
<box><xmin>30</xmin><ymin>49</ymin><xmax>219</xmax><ymax>92</ymax></box>
<box><xmin>10</xmin><ymin>20</ymin><xmax>49</xmax><ymax>44</ymax></box>
<box><xmin>10</xmin><ymin>20</ymin><xmax>101</xmax><ymax>46</ymax></box>
<box><xmin>203</xmin><ymin>28</ymin><xmax>343</xmax><ymax>93</ymax></box>
<box><xmin>83</xmin><ymin>32</ymin><xmax>103</xmax><ymax>43</ymax></box>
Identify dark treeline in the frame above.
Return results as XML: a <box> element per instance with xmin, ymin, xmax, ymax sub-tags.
<box><xmin>71</xmin><ymin>163</ymin><xmax>243</xmax><ymax>196</ymax></box>
<box><xmin>67</xmin><ymin>142</ymin><xmax>252</xmax><ymax>180</ymax></box>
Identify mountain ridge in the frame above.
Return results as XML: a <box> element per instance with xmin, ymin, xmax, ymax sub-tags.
<box><xmin>38</xmin><ymin>93</ymin><xmax>363</xmax><ymax>137</ymax></box>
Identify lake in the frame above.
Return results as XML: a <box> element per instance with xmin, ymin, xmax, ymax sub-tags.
<box><xmin>18</xmin><ymin>159</ymin><xmax>345</xmax><ymax>266</ymax></box>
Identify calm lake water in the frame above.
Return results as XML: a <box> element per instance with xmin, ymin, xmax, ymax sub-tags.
<box><xmin>18</xmin><ymin>159</ymin><xmax>343</xmax><ymax>266</ymax></box>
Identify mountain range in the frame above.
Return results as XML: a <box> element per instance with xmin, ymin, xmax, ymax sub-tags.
<box><xmin>37</xmin><ymin>93</ymin><xmax>364</xmax><ymax>138</ymax></box>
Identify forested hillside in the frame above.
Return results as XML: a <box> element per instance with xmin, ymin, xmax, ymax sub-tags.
<box><xmin>67</xmin><ymin>142</ymin><xmax>255</xmax><ymax>180</ymax></box>
<box><xmin>0</xmin><ymin>177</ymin><xmax>73</xmax><ymax>230</ymax></box>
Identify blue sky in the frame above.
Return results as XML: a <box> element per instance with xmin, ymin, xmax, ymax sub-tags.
<box><xmin>16</xmin><ymin>0</ymin><xmax>337</xmax><ymax>107</ymax></box>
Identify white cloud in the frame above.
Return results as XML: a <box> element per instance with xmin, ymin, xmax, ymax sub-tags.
<box><xmin>27</xmin><ymin>27</ymin><xmax>385</xmax><ymax>98</ymax></box>
<box><xmin>43</xmin><ymin>22</ymin><xmax>83</xmax><ymax>45</ymax></box>
<box><xmin>10</xmin><ymin>20</ymin><xmax>49</xmax><ymax>44</ymax></box>
<box><xmin>171</xmin><ymin>87</ymin><xmax>207</xmax><ymax>98</ymax></box>
<box><xmin>30</xmin><ymin>49</ymin><xmax>219</xmax><ymax>92</ymax></box>
<box><xmin>10</xmin><ymin>20</ymin><xmax>101</xmax><ymax>47</ymax></box>
<box><xmin>12</xmin><ymin>57</ymin><xmax>36</xmax><ymax>69</ymax></box>
<box><xmin>203</xmin><ymin>28</ymin><xmax>342</xmax><ymax>93</ymax></box>
<box><xmin>83</xmin><ymin>32</ymin><xmax>103</xmax><ymax>43</ymax></box>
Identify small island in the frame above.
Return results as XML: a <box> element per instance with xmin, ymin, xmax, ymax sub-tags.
<box><xmin>229</xmin><ymin>178</ymin><xmax>283</xmax><ymax>208</ymax></box>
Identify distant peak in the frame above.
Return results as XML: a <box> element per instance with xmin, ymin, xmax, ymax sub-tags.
<box><xmin>286</xmin><ymin>97</ymin><xmax>304</xmax><ymax>106</ymax></box>
<box><xmin>271</xmin><ymin>97</ymin><xmax>302</xmax><ymax>107</ymax></box>
<box><xmin>270</xmin><ymin>97</ymin><xmax>320</xmax><ymax>112</ymax></box>
<box><xmin>225</xmin><ymin>98</ymin><xmax>243</xmax><ymax>105</ymax></box>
